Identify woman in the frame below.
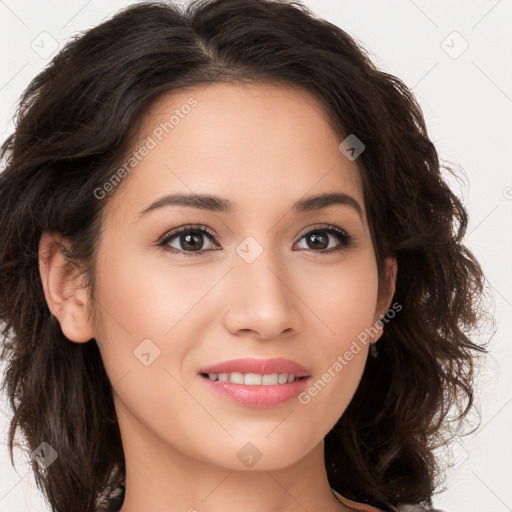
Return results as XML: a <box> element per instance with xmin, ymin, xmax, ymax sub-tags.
<box><xmin>0</xmin><ymin>1</ymin><xmax>488</xmax><ymax>511</ymax></box>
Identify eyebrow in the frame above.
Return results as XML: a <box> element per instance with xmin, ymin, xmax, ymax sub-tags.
<box><xmin>138</xmin><ymin>191</ymin><xmax>364</xmax><ymax>220</ymax></box>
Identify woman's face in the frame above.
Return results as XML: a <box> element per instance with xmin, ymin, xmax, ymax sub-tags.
<box><xmin>87</xmin><ymin>83</ymin><xmax>395</xmax><ymax>470</ymax></box>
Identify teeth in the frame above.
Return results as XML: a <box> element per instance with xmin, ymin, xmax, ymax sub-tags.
<box><xmin>263</xmin><ymin>374</ymin><xmax>278</xmax><ymax>385</ymax></box>
<box><xmin>230</xmin><ymin>372</ymin><xmax>244</xmax><ymax>384</ymax></box>
<box><xmin>244</xmin><ymin>373</ymin><xmax>262</xmax><ymax>385</ymax></box>
<box><xmin>206</xmin><ymin>372</ymin><xmax>299</xmax><ymax>385</ymax></box>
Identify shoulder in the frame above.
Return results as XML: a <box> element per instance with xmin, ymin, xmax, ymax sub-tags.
<box><xmin>331</xmin><ymin>488</ymin><xmax>445</xmax><ymax>512</ymax></box>
<box><xmin>331</xmin><ymin>488</ymin><xmax>385</xmax><ymax>511</ymax></box>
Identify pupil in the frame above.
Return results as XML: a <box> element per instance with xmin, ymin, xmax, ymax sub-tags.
<box><xmin>182</xmin><ymin>233</ymin><xmax>202</xmax><ymax>251</ymax></box>
<box><xmin>309</xmin><ymin>232</ymin><xmax>328</xmax><ymax>249</ymax></box>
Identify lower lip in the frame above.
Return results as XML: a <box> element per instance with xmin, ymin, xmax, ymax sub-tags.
<box><xmin>201</xmin><ymin>375</ymin><xmax>309</xmax><ymax>408</ymax></box>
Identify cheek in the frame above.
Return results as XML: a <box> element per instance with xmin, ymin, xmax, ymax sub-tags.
<box><xmin>297</xmin><ymin>350</ymin><xmax>367</xmax><ymax>439</ymax></box>
<box><xmin>94</xmin><ymin>247</ymin><xmax>213</xmax><ymax>338</ymax></box>
<box><xmin>91</xmin><ymin>247</ymin><xmax>225</xmax><ymax>384</ymax></box>
<box><xmin>293</xmin><ymin>250</ymin><xmax>380</xmax><ymax>343</ymax></box>
<box><xmin>91</xmin><ymin>252</ymin><xmax>213</xmax><ymax>452</ymax></box>
<box><xmin>292</xmin><ymin>253</ymin><xmax>378</xmax><ymax>423</ymax></box>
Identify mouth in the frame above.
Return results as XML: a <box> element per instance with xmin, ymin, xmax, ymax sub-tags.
<box><xmin>198</xmin><ymin>357</ymin><xmax>310</xmax><ymax>378</ymax></box>
<box><xmin>200</xmin><ymin>372</ymin><xmax>308</xmax><ymax>385</ymax></box>
<box><xmin>198</xmin><ymin>358</ymin><xmax>310</xmax><ymax>408</ymax></box>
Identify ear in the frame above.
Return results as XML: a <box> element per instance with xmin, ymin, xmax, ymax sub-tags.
<box><xmin>371</xmin><ymin>256</ymin><xmax>398</xmax><ymax>343</ymax></box>
<box><xmin>38</xmin><ymin>231</ymin><xmax>95</xmax><ymax>343</ymax></box>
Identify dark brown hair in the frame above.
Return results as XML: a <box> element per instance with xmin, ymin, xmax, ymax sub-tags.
<box><xmin>0</xmin><ymin>1</ymin><xmax>490</xmax><ymax>511</ymax></box>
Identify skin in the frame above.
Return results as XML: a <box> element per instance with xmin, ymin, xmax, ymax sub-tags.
<box><xmin>39</xmin><ymin>83</ymin><xmax>396</xmax><ymax>512</ymax></box>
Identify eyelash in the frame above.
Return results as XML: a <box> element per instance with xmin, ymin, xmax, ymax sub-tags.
<box><xmin>157</xmin><ymin>223</ymin><xmax>354</xmax><ymax>258</ymax></box>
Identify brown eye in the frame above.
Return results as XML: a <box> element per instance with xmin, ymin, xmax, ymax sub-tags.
<box><xmin>159</xmin><ymin>225</ymin><xmax>219</xmax><ymax>257</ymax></box>
<box><xmin>170</xmin><ymin>231</ymin><xmax>209</xmax><ymax>252</ymax></box>
<box><xmin>295</xmin><ymin>226</ymin><xmax>353</xmax><ymax>254</ymax></box>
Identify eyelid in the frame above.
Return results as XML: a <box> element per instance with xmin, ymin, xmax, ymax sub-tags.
<box><xmin>295</xmin><ymin>223</ymin><xmax>349</xmax><ymax>240</ymax></box>
<box><xmin>157</xmin><ymin>222</ymin><xmax>354</xmax><ymax>256</ymax></box>
<box><xmin>157</xmin><ymin>224</ymin><xmax>219</xmax><ymax>246</ymax></box>
<box><xmin>158</xmin><ymin>223</ymin><xmax>349</xmax><ymax>243</ymax></box>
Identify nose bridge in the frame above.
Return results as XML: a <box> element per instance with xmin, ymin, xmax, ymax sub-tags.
<box><xmin>223</xmin><ymin>234</ymin><xmax>300</xmax><ymax>338</ymax></box>
<box><xmin>234</xmin><ymin>234</ymin><xmax>289</xmax><ymax>304</ymax></box>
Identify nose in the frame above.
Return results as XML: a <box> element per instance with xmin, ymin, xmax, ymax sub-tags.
<box><xmin>222</xmin><ymin>245</ymin><xmax>302</xmax><ymax>341</ymax></box>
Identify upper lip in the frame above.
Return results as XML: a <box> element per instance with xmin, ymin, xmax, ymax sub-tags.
<box><xmin>199</xmin><ymin>358</ymin><xmax>310</xmax><ymax>377</ymax></box>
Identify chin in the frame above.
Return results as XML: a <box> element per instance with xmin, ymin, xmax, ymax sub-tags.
<box><xmin>197</xmin><ymin>435</ymin><xmax>317</xmax><ymax>472</ymax></box>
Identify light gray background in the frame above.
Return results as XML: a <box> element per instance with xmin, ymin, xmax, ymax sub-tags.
<box><xmin>1</xmin><ymin>1</ymin><xmax>511</xmax><ymax>511</ymax></box>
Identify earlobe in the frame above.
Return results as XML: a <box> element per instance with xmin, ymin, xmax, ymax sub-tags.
<box><xmin>38</xmin><ymin>231</ymin><xmax>95</xmax><ymax>343</ymax></box>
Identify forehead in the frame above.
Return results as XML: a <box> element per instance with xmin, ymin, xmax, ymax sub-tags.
<box><xmin>103</xmin><ymin>83</ymin><xmax>366</xmax><ymax>223</ymax></box>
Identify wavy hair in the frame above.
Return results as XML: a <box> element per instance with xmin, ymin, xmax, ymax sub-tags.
<box><xmin>0</xmin><ymin>1</ymin><xmax>489</xmax><ymax>511</ymax></box>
